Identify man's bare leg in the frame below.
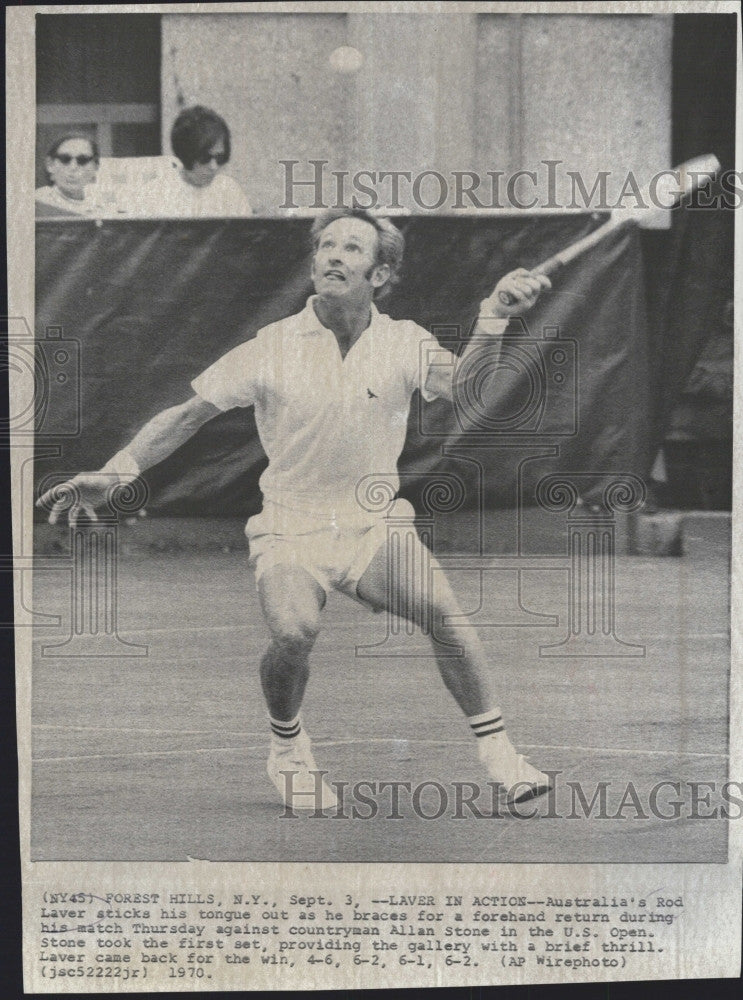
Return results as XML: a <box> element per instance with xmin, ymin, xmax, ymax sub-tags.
<box><xmin>356</xmin><ymin>535</ymin><xmax>552</xmax><ymax>803</ymax></box>
<box><xmin>356</xmin><ymin>538</ymin><xmax>496</xmax><ymax>715</ymax></box>
<box><xmin>258</xmin><ymin>564</ymin><xmax>325</xmax><ymax>720</ymax></box>
<box><xmin>257</xmin><ymin>564</ymin><xmax>337</xmax><ymax>809</ymax></box>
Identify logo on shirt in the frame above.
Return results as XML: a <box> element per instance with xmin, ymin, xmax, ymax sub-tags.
<box><xmin>367</xmin><ymin>388</ymin><xmax>378</xmax><ymax>399</ymax></box>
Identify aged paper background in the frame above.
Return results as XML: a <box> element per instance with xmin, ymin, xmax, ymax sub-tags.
<box><xmin>8</xmin><ymin>1</ymin><xmax>742</xmax><ymax>990</ymax></box>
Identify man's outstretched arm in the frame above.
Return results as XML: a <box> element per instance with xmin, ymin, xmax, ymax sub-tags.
<box><xmin>36</xmin><ymin>394</ymin><xmax>221</xmax><ymax>526</ymax></box>
<box><xmin>425</xmin><ymin>268</ymin><xmax>551</xmax><ymax>401</ymax></box>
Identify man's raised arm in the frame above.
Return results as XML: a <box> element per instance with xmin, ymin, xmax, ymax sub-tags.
<box><xmin>36</xmin><ymin>394</ymin><xmax>221</xmax><ymax>526</ymax></box>
<box><xmin>424</xmin><ymin>268</ymin><xmax>551</xmax><ymax>401</ymax></box>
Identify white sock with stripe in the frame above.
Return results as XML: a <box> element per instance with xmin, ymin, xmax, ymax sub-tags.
<box><xmin>269</xmin><ymin>713</ymin><xmax>302</xmax><ymax>746</ymax></box>
<box><xmin>468</xmin><ymin>708</ymin><xmax>506</xmax><ymax>740</ymax></box>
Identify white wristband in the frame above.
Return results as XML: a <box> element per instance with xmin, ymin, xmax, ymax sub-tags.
<box><xmin>475</xmin><ymin>315</ymin><xmax>509</xmax><ymax>338</ymax></box>
<box><xmin>99</xmin><ymin>449</ymin><xmax>141</xmax><ymax>483</ymax></box>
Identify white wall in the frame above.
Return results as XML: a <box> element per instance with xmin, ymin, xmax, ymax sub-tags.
<box><xmin>161</xmin><ymin>11</ymin><xmax>672</xmax><ymax>215</ymax></box>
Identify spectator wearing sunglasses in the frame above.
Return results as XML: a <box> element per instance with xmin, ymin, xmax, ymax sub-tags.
<box><xmin>136</xmin><ymin>105</ymin><xmax>252</xmax><ymax>217</ymax></box>
<box><xmin>36</xmin><ymin>134</ymin><xmax>102</xmax><ymax>216</ymax></box>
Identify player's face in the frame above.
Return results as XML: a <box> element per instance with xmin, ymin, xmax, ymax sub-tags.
<box><xmin>182</xmin><ymin>140</ymin><xmax>227</xmax><ymax>188</ymax></box>
<box><xmin>46</xmin><ymin>138</ymin><xmax>98</xmax><ymax>200</ymax></box>
<box><xmin>312</xmin><ymin>217</ymin><xmax>389</xmax><ymax>303</ymax></box>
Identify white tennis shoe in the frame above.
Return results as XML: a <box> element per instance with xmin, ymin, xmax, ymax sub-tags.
<box><xmin>478</xmin><ymin>734</ymin><xmax>552</xmax><ymax>805</ymax></box>
<box><xmin>267</xmin><ymin>731</ymin><xmax>338</xmax><ymax>811</ymax></box>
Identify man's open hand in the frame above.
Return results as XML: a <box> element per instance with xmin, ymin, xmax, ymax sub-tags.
<box><xmin>36</xmin><ymin>473</ymin><xmax>120</xmax><ymax>527</ymax></box>
<box><xmin>480</xmin><ymin>269</ymin><xmax>552</xmax><ymax>319</ymax></box>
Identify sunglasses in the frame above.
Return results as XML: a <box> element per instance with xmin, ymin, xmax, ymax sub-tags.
<box><xmin>54</xmin><ymin>153</ymin><xmax>96</xmax><ymax>166</ymax></box>
<box><xmin>194</xmin><ymin>151</ymin><xmax>229</xmax><ymax>167</ymax></box>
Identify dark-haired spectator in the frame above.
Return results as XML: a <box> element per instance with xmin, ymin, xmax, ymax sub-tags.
<box><xmin>35</xmin><ymin>134</ymin><xmax>102</xmax><ymax>215</ymax></box>
<box><xmin>137</xmin><ymin>105</ymin><xmax>252</xmax><ymax>217</ymax></box>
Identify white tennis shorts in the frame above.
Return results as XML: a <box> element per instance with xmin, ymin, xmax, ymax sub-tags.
<box><xmin>246</xmin><ymin>498</ymin><xmax>418</xmax><ymax>605</ymax></box>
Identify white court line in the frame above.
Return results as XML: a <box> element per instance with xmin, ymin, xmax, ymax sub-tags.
<box><xmin>34</xmin><ymin>724</ymin><xmax>268</xmax><ymax>736</ymax></box>
<box><xmin>34</xmin><ymin>623</ymin><xmax>254</xmax><ymax>638</ymax></box>
<box><xmin>34</xmin><ymin>746</ymin><xmax>264</xmax><ymax>763</ymax></box>
<box><xmin>603</xmin><ymin>634</ymin><xmax>729</xmax><ymax>641</ymax></box>
<box><xmin>32</xmin><ymin>725</ymin><xmax>730</xmax><ymax>759</ymax></box>
<box><xmin>33</xmin><ymin>739</ymin><xmax>728</xmax><ymax>764</ymax></box>
<box><xmin>321</xmin><ymin>739</ymin><xmax>729</xmax><ymax>760</ymax></box>
<box><xmin>525</xmin><ymin>744</ymin><xmax>728</xmax><ymax>759</ymax></box>
<box><xmin>33</xmin><ymin>627</ymin><xmax>731</xmax><ymax>640</ymax></box>
<box><xmin>120</xmin><ymin>625</ymin><xmax>255</xmax><ymax>636</ymax></box>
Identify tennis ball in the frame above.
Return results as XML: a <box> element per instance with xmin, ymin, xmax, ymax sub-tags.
<box><xmin>329</xmin><ymin>46</ymin><xmax>363</xmax><ymax>74</ymax></box>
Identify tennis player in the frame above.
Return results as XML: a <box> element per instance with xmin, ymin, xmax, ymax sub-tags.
<box><xmin>38</xmin><ymin>208</ymin><xmax>551</xmax><ymax>812</ymax></box>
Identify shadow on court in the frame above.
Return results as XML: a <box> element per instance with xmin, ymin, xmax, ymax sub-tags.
<box><xmin>30</xmin><ymin>521</ymin><xmax>730</xmax><ymax>862</ymax></box>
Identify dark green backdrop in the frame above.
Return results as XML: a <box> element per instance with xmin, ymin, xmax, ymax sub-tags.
<box><xmin>34</xmin><ymin>213</ymin><xmax>726</xmax><ymax>516</ymax></box>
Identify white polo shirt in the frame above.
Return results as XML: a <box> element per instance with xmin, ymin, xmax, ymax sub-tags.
<box><xmin>192</xmin><ymin>297</ymin><xmax>451</xmax><ymax>520</ymax></box>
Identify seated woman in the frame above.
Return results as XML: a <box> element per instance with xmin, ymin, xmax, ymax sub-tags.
<box><xmin>134</xmin><ymin>105</ymin><xmax>252</xmax><ymax>217</ymax></box>
<box><xmin>35</xmin><ymin>134</ymin><xmax>102</xmax><ymax>215</ymax></box>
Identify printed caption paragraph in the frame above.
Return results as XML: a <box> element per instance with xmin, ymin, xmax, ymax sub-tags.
<box><xmin>36</xmin><ymin>889</ymin><xmax>685</xmax><ymax>985</ymax></box>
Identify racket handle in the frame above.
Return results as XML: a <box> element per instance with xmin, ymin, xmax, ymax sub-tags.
<box><xmin>497</xmin><ymin>262</ymin><xmax>561</xmax><ymax>307</ymax></box>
